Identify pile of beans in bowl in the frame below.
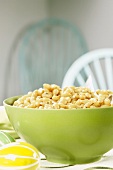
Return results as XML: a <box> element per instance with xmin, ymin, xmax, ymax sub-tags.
<box><xmin>13</xmin><ymin>84</ymin><xmax>113</xmax><ymax>109</ymax></box>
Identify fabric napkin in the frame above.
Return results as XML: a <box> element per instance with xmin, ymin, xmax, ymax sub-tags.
<box><xmin>0</xmin><ymin>106</ymin><xmax>18</xmax><ymax>139</ymax></box>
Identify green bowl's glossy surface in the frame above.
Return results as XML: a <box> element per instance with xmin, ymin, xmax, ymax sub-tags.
<box><xmin>3</xmin><ymin>96</ymin><xmax>113</xmax><ymax>165</ymax></box>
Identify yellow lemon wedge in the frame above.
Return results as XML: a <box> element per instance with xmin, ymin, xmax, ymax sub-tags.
<box><xmin>18</xmin><ymin>141</ymin><xmax>40</xmax><ymax>158</ymax></box>
<box><xmin>0</xmin><ymin>155</ymin><xmax>39</xmax><ymax>170</ymax></box>
<box><xmin>0</xmin><ymin>142</ymin><xmax>39</xmax><ymax>158</ymax></box>
<box><xmin>0</xmin><ymin>155</ymin><xmax>37</xmax><ymax>166</ymax></box>
<box><xmin>0</xmin><ymin>142</ymin><xmax>40</xmax><ymax>170</ymax></box>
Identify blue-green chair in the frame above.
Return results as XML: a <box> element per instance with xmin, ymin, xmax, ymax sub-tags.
<box><xmin>4</xmin><ymin>18</ymin><xmax>88</xmax><ymax>98</ymax></box>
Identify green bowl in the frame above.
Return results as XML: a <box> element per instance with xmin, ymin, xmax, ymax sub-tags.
<box><xmin>3</xmin><ymin>96</ymin><xmax>113</xmax><ymax>165</ymax></box>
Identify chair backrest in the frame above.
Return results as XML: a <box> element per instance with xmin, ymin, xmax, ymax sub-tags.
<box><xmin>62</xmin><ymin>48</ymin><xmax>113</xmax><ymax>91</ymax></box>
<box><xmin>4</xmin><ymin>18</ymin><xmax>88</xmax><ymax>98</ymax></box>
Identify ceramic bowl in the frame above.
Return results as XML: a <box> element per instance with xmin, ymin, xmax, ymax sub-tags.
<box><xmin>3</xmin><ymin>96</ymin><xmax>113</xmax><ymax>165</ymax></box>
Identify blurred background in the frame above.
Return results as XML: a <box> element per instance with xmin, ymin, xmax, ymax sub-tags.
<box><xmin>1</xmin><ymin>0</ymin><xmax>113</xmax><ymax>104</ymax></box>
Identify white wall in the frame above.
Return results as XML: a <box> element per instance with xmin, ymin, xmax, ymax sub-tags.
<box><xmin>49</xmin><ymin>0</ymin><xmax>113</xmax><ymax>50</ymax></box>
<box><xmin>0</xmin><ymin>0</ymin><xmax>48</xmax><ymax>104</ymax></box>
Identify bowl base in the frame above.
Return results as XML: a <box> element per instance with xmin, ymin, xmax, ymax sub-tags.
<box><xmin>42</xmin><ymin>156</ymin><xmax>101</xmax><ymax>167</ymax></box>
<box><xmin>41</xmin><ymin>155</ymin><xmax>113</xmax><ymax>169</ymax></box>
<box><xmin>40</xmin><ymin>158</ymin><xmax>71</xmax><ymax>168</ymax></box>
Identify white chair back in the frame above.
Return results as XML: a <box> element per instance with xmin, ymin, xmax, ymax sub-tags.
<box><xmin>62</xmin><ymin>48</ymin><xmax>113</xmax><ymax>90</ymax></box>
